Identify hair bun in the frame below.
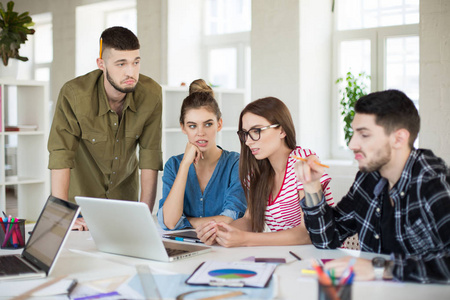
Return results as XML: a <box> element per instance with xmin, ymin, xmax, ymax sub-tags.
<box><xmin>189</xmin><ymin>79</ymin><xmax>214</xmax><ymax>96</ymax></box>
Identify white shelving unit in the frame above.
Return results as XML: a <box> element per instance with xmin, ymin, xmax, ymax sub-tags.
<box><xmin>0</xmin><ymin>79</ymin><xmax>50</xmax><ymax>221</ymax></box>
<box><xmin>153</xmin><ymin>86</ymin><xmax>248</xmax><ymax>208</ymax></box>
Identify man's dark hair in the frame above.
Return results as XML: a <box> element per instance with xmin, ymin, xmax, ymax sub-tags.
<box><xmin>100</xmin><ymin>26</ymin><xmax>140</xmax><ymax>56</ymax></box>
<box><xmin>355</xmin><ymin>89</ymin><xmax>420</xmax><ymax>149</ymax></box>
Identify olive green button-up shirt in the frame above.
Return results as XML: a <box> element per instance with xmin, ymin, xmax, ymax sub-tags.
<box><xmin>48</xmin><ymin>69</ymin><xmax>163</xmax><ymax>203</ymax></box>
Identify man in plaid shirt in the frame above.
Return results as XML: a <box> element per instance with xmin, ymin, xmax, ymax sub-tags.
<box><xmin>296</xmin><ymin>90</ymin><xmax>449</xmax><ymax>283</ymax></box>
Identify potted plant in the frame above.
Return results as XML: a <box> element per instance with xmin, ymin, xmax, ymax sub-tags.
<box><xmin>0</xmin><ymin>1</ymin><xmax>35</xmax><ymax>66</ymax></box>
<box><xmin>335</xmin><ymin>71</ymin><xmax>371</xmax><ymax>145</ymax></box>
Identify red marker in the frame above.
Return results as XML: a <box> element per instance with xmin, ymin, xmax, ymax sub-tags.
<box><xmin>11</xmin><ymin>218</ymin><xmax>19</xmax><ymax>248</ymax></box>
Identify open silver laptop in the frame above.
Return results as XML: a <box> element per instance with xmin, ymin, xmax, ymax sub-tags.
<box><xmin>74</xmin><ymin>196</ymin><xmax>211</xmax><ymax>262</ymax></box>
<box><xmin>0</xmin><ymin>196</ymin><xmax>80</xmax><ymax>280</ymax></box>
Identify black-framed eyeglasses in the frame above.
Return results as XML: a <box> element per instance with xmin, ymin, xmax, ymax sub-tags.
<box><xmin>237</xmin><ymin>124</ymin><xmax>280</xmax><ymax>143</ymax></box>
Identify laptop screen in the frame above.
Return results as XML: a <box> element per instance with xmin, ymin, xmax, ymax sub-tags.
<box><xmin>22</xmin><ymin>196</ymin><xmax>79</xmax><ymax>273</ymax></box>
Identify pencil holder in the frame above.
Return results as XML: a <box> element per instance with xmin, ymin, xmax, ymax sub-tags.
<box><xmin>0</xmin><ymin>219</ymin><xmax>26</xmax><ymax>249</ymax></box>
<box><xmin>318</xmin><ymin>281</ymin><xmax>352</xmax><ymax>300</ymax></box>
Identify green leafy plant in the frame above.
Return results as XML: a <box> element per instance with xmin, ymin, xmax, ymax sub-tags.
<box><xmin>0</xmin><ymin>1</ymin><xmax>35</xmax><ymax>66</ymax></box>
<box><xmin>335</xmin><ymin>71</ymin><xmax>370</xmax><ymax>145</ymax></box>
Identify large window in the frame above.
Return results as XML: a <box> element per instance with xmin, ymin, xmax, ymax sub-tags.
<box><xmin>337</xmin><ymin>0</ymin><xmax>419</xmax><ymax>30</ymax></box>
<box><xmin>17</xmin><ymin>13</ymin><xmax>53</xmax><ymax>82</ymax></box>
<box><xmin>203</xmin><ymin>0</ymin><xmax>251</xmax><ymax>90</ymax></box>
<box><xmin>332</xmin><ymin>0</ymin><xmax>419</xmax><ymax>158</ymax></box>
<box><xmin>205</xmin><ymin>0</ymin><xmax>251</xmax><ymax>35</ymax></box>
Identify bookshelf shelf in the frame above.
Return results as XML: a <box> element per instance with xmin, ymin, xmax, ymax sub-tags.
<box><xmin>0</xmin><ymin>80</ymin><xmax>50</xmax><ymax>221</ymax></box>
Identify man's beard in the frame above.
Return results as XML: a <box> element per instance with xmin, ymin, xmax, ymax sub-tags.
<box><xmin>358</xmin><ymin>143</ymin><xmax>391</xmax><ymax>173</ymax></box>
<box><xmin>106</xmin><ymin>70</ymin><xmax>136</xmax><ymax>93</ymax></box>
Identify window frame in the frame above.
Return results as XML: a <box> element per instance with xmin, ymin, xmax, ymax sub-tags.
<box><xmin>201</xmin><ymin>0</ymin><xmax>251</xmax><ymax>90</ymax></box>
<box><xmin>203</xmin><ymin>31</ymin><xmax>250</xmax><ymax>89</ymax></box>
<box><xmin>331</xmin><ymin>23</ymin><xmax>419</xmax><ymax>159</ymax></box>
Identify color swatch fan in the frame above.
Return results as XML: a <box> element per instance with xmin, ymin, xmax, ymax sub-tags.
<box><xmin>208</xmin><ymin>269</ymin><xmax>257</xmax><ymax>279</ymax></box>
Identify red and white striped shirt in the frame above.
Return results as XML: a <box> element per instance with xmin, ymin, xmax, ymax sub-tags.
<box><xmin>265</xmin><ymin>147</ymin><xmax>334</xmax><ymax>232</ymax></box>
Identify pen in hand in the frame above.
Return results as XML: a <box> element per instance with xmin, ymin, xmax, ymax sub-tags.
<box><xmin>291</xmin><ymin>155</ymin><xmax>330</xmax><ymax>168</ymax></box>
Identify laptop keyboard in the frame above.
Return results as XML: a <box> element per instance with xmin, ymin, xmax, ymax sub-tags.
<box><xmin>0</xmin><ymin>255</ymin><xmax>36</xmax><ymax>275</ymax></box>
<box><xmin>165</xmin><ymin>247</ymin><xmax>189</xmax><ymax>257</ymax></box>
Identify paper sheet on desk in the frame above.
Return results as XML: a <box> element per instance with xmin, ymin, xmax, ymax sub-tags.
<box><xmin>130</xmin><ymin>274</ymin><xmax>276</xmax><ymax>299</ymax></box>
<box><xmin>70</xmin><ymin>274</ymin><xmax>275</xmax><ymax>300</ymax></box>
<box><xmin>0</xmin><ymin>278</ymin><xmax>76</xmax><ymax>297</ymax></box>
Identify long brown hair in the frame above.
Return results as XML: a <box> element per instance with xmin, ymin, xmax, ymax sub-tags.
<box><xmin>238</xmin><ymin>97</ymin><xmax>296</xmax><ymax>232</ymax></box>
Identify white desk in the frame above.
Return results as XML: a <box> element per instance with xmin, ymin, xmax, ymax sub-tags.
<box><xmin>2</xmin><ymin>228</ymin><xmax>449</xmax><ymax>299</ymax></box>
<box><xmin>45</xmin><ymin>230</ymin><xmax>450</xmax><ymax>299</ymax></box>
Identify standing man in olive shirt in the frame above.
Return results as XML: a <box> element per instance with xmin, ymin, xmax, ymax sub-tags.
<box><xmin>48</xmin><ymin>27</ymin><xmax>163</xmax><ymax>230</ymax></box>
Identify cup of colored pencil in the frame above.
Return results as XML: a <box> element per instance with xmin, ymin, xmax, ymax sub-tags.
<box><xmin>0</xmin><ymin>216</ymin><xmax>26</xmax><ymax>249</ymax></box>
<box><xmin>312</xmin><ymin>259</ymin><xmax>354</xmax><ymax>300</ymax></box>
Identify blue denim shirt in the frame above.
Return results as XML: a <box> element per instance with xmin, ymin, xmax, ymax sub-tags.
<box><xmin>157</xmin><ymin>148</ymin><xmax>247</xmax><ymax>230</ymax></box>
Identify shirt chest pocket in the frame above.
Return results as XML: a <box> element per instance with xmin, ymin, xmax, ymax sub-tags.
<box><xmin>82</xmin><ymin>133</ymin><xmax>108</xmax><ymax>154</ymax></box>
<box><xmin>125</xmin><ymin>131</ymin><xmax>140</xmax><ymax>146</ymax></box>
<box><xmin>403</xmin><ymin>218</ymin><xmax>437</xmax><ymax>254</ymax></box>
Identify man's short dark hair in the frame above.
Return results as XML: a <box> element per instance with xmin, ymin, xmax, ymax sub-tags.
<box><xmin>100</xmin><ymin>26</ymin><xmax>140</xmax><ymax>56</ymax></box>
<box><xmin>355</xmin><ymin>89</ymin><xmax>420</xmax><ymax>149</ymax></box>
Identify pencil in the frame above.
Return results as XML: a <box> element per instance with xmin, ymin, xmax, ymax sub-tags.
<box><xmin>301</xmin><ymin>269</ymin><xmax>316</xmax><ymax>275</ymax></box>
<box><xmin>289</xmin><ymin>251</ymin><xmax>302</xmax><ymax>261</ymax></box>
<box><xmin>291</xmin><ymin>155</ymin><xmax>330</xmax><ymax>168</ymax></box>
<box><xmin>12</xmin><ymin>275</ymin><xmax>68</xmax><ymax>300</ymax></box>
<box><xmin>99</xmin><ymin>38</ymin><xmax>103</xmax><ymax>59</ymax></box>
<box><xmin>199</xmin><ymin>291</ymin><xmax>245</xmax><ymax>300</ymax></box>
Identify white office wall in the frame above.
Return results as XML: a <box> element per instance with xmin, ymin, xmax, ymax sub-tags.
<box><xmin>75</xmin><ymin>3</ymin><xmax>109</xmax><ymax>77</ymax></box>
<box><xmin>137</xmin><ymin>0</ymin><xmax>165</xmax><ymax>83</ymax></box>
<box><xmin>167</xmin><ymin>0</ymin><xmax>202</xmax><ymax>86</ymax></box>
<box><xmin>298</xmin><ymin>0</ymin><xmax>332</xmax><ymax>159</ymax></box>
<box><xmin>251</xmin><ymin>0</ymin><xmax>332</xmax><ymax>158</ymax></box>
<box><xmin>419</xmin><ymin>1</ymin><xmax>450</xmax><ymax>164</ymax></box>
<box><xmin>251</xmin><ymin>0</ymin><xmax>300</xmax><ymax>124</ymax></box>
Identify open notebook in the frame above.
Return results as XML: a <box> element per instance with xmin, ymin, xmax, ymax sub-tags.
<box><xmin>0</xmin><ymin>196</ymin><xmax>80</xmax><ymax>280</ymax></box>
<box><xmin>75</xmin><ymin>196</ymin><xmax>211</xmax><ymax>262</ymax></box>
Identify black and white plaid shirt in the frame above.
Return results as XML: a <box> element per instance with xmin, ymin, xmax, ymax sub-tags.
<box><xmin>301</xmin><ymin>149</ymin><xmax>450</xmax><ymax>283</ymax></box>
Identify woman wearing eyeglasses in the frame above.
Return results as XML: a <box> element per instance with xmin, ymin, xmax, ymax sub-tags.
<box><xmin>157</xmin><ymin>79</ymin><xmax>247</xmax><ymax>231</ymax></box>
<box><xmin>196</xmin><ymin>97</ymin><xmax>334</xmax><ymax>246</ymax></box>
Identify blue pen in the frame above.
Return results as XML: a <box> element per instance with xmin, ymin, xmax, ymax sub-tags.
<box><xmin>163</xmin><ymin>235</ymin><xmax>200</xmax><ymax>243</ymax></box>
<box><xmin>337</xmin><ymin>258</ymin><xmax>356</xmax><ymax>286</ymax></box>
<box><xmin>346</xmin><ymin>272</ymin><xmax>355</xmax><ymax>284</ymax></box>
<box><xmin>175</xmin><ymin>237</ymin><xmax>198</xmax><ymax>243</ymax></box>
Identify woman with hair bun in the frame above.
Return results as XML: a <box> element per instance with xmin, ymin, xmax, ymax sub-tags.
<box><xmin>157</xmin><ymin>79</ymin><xmax>247</xmax><ymax>230</ymax></box>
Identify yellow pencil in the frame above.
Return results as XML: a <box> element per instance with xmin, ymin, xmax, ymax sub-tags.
<box><xmin>99</xmin><ymin>38</ymin><xmax>103</xmax><ymax>59</ymax></box>
<box><xmin>301</xmin><ymin>269</ymin><xmax>317</xmax><ymax>275</ymax></box>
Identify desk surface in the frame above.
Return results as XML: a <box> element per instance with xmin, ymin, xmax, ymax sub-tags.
<box><xmin>55</xmin><ymin>231</ymin><xmax>450</xmax><ymax>299</ymax></box>
<box><xmin>2</xmin><ymin>228</ymin><xmax>450</xmax><ymax>299</ymax></box>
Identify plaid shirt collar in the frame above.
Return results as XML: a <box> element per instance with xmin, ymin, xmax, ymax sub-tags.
<box><xmin>388</xmin><ymin>149</ymin><xmax>417</xmax><ymax>201</ymax></box>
